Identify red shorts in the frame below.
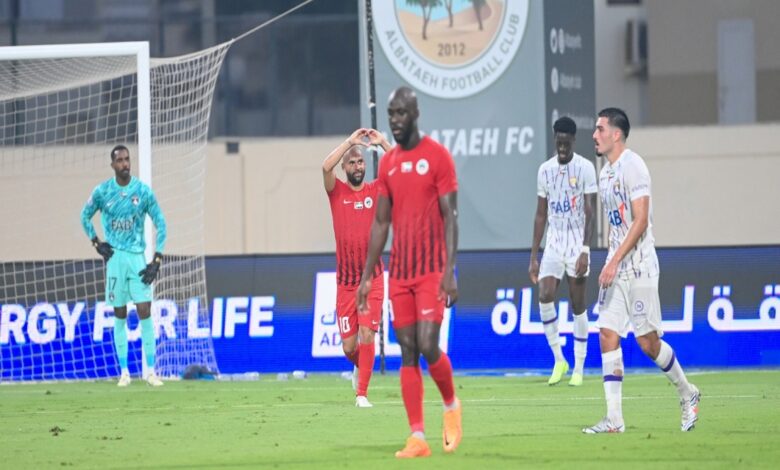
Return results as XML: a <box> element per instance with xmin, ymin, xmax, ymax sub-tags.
<box><xmin>336</xmin><ymin>277</ymin><xmax>384</xmax><ymax>339</ymax></box>
<box><xmin>389</xmin><ymin>273</ymin><xmax>445</xmax><ymax>329</ymax></box>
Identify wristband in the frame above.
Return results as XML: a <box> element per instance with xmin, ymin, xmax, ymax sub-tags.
<box><xmin>581</xmin><ymin>246</ymin><xmax>590</xmax><ymax>255</ymax></box>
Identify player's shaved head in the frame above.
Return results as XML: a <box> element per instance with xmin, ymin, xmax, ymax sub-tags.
<box><xmin>341</xmin><ymin>144</ymin><xmax>363</xmax><ymax>164</ymax></box>
<box><xmin>387</xmin><ymin>86</ymin><xmax>421</xmax><ymax>149</ymax></box>
<box><xmin>388</xmin><ymin>86</ymin><xmax>418</xmax><ymax>113</ymax></box>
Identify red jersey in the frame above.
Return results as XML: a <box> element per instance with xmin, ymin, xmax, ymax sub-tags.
<box><xmin>377</xmin><ymin>136</ymin><xmax>458</xmax><ymax>281</ymax></box>
<box><xmin>328</xmin><ymin>179</ymin><xmax>383</xmax><ymax>287</ymax></box>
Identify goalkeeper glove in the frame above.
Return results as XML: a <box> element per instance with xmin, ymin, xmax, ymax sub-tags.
<box><xmin>92</xmin><ymin>237</ymin><xmax>114</xmax><ymax>262</ymax></box>
<box><xmin>139</xmin><ymin>252</ymin><xmax>163</xmax><ymax>285</ymax></box>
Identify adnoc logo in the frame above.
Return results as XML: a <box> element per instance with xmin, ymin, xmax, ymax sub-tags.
<box><xmin>374</xmin><ymin>0</ymin><xmax>529</xmax><ymax>99</ymax></box>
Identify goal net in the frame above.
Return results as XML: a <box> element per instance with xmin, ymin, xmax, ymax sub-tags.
<box><xmin>0</xmin><ymin>41</ymin><xmax>231</xmax><ymax>381</ymax></box>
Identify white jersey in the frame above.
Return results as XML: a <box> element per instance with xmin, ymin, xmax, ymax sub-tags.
<box><xmin>537</xmin><ymin>153</ymin><xmax>597</xmax><ymax>257</ymax></box>
<box><xmin>599</xmin><ymin>148</ymin><xmax>659</xmax><ymax>279</ymax></box>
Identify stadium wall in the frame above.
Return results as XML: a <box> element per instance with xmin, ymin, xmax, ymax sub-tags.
<box><xmin>205</xmin><ymin>123</ymin><xmax>780</xmax><ymax>254</ymax></box>
<box><xmin>0</xmin><ymin>124</ymin><xmax>778</xmax><ymax>261</ymax></box>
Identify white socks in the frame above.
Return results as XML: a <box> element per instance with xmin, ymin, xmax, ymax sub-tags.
<box><xmin>602</xmin><ymin>348</ymin><xmax>624</xmax><ymax>425</ymax></box>
<box><xmin>540</xmin><ymin>302</ymin><xmax>564</xmax><ymax>362</ymax></box>
<box><xmin>653</xmin><ymin>340</ymin><xmax>693</xmax><ymax>399</ymax></box>
<box><xmin>573</xmin><ymin>312</ymin><xmax>588</xmax><ymax>374</ymax></box>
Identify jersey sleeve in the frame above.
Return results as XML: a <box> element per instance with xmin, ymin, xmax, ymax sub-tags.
<box><xmin>435</xmin><ymin>146</ymin><xmax>458</xmax><ymax>196</ymax></box>
<box><xmin>145</xmin><ymin>188</ymin><xmax>168</xmax><ymax>253</ymax></box>
<box><xmin>624</xmin><ymin>157</ymin><xmax>651</xmax><ymax>201</ymax></box>
<box><xmin>80</xmin><ymin>185</ymin><xmax>102</xmax><ymax>240</ymax></box>
<box><xmin>536</xmin><ymin>164</ymin><xmax>547</xmax><ymax>198</ymax></box>
<box><xmin>583</xmin><ymin>160</ymin><xmax>598</xmax><ymax>194</ymax></box>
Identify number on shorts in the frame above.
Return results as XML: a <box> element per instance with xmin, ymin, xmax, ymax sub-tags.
<box><xmin>109</xmin><ymin>277</ymin><xmax>117</xmax><ymax>292</ymax></box>
<box><xmin>340</xmin><ymin>317</ymin><xmax>351</xmax><ymax>333</ymax></box>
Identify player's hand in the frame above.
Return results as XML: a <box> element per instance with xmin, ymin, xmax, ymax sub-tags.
<box><xmin>347</xmin><ymin>128</ymin><xmax>369</xmax><ymax>147</ymax></box>
<box><xmin>598</xmin><ymin>259</ymin><xmax>618</xmax><ymax>288</ymax></box>
<box><xmin>92</xmin><ymin>237</ymin><xmax>114</xmax><ymax>262</ymax></box>
<box><xmin>366</xmin><ymin>129</ymin><xmax>389</xmax><ymax>147</ymax></box>
<box><xmin>356</xmin><ymin>277</ymin><xmax>372</xmax><ymax>314</ymax></box>
<box><xmin>139</xmin><ymin>252</ymin><xmax>163</xmax><ymax>285</ymax></box>
<box><xmin>575</xmin><ymin>252</ymin><xmax>589</xmax><ymax>278</ymax></box>
<box><xmin>529</xmin><ymin>258</ymin><xmax>540</xmax><ymax>284</ymax></box>
<box><xmin>439</xmin><ymin>271</ymin><xmax>458</xmax><ymax>307</ymax></box>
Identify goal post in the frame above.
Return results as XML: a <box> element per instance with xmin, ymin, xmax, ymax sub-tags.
<box><xmin>0</xmin><ymin>40</ymin><xmax>230</xmax><ymax>381</ymax></box>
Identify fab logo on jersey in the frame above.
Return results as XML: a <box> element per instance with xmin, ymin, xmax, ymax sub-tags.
<box><xmin>550</xmin><ymin>199</ymin><xmax>572</xmax><ymax>214</ymax></box>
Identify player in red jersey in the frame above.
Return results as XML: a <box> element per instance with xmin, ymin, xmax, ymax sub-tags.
<box><xmin>323</xmin><ymin>128</ymin><xmax>390</xmax><ymax>408</ymax></box>
<box><xmin>357</xmin><ymin>87</ymin><xmax>461</xmax><ymax>458</ymax></box>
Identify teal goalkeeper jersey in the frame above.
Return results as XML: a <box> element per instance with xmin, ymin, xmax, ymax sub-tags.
<box><xmin>81</xmin><ymin>176</ymin><xmax>167</xmax><ymax>254</ymax></box>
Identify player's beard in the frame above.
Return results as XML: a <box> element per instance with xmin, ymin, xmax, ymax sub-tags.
<box><xmin>347</xmin><ymin>170</ymin><xmax>364</xmax><ymax>186</ymax></box>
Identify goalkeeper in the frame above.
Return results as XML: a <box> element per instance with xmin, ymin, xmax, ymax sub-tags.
<box><xmin>80</xmin><ymin>145</ymin><xmax>167</xmax><ymax>387</ymax></box>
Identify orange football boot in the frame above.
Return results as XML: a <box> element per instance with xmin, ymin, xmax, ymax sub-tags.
<box><xmin>442</xmin><ymin>398</ymin><xmax>462</xmax><ymax>453</ymax></box>
<box><xmin>394</xmin><ymin>436</ymin><xmax>431</xmax><ymax>458</ymax></box>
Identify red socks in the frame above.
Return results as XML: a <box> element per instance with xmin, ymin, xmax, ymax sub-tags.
<box><xmin>400</xmin><ymin>365</ymin><xmax>424</xmax><ymax>433</ymax></box>
<box><xmin>428</xmin><ymin>353</ymin><xmax>456</xmax><ymax>406</ymax></box>
<box><xmin>356</xmin><ymin>342</ymin><xmax>375</xmax><ymax>396</ymax></box>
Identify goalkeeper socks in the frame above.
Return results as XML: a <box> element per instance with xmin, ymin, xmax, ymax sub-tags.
<box><xmin>400</xmin><ymin>365</ymin><xmax>425</xmax><ymax>433</ymax></box>
<box><xmin>540</xmin><ymin>302</ymin><xmax>564</xmax><ymax>362</ymax></box>
<box><xmin>602</xmin><ymin>348</ymin><xmax>624</xmax><ymax>425</ymax></box>
<box><xmin>140</xmin><ymin>317</ymin><xmax>156</xmax><ymax>368</ymax></box>
<box><xmin>113</xmin><ymin>317</ymin><xmax>129</xmax><ymax>370</ymax></box>
<box><xmin>653</xmin><ymin>340</ymin><xmax>693</xmax><ymax>400</ymax></box>
<box><xmin>428</xmin><ymin>352</ymin><xmax>456</xmax><ymax>407</ymax></box>
<box><xmin>573</xmin><ymin>311</ymin><xmax>589</xmax><ymax>375</ymax></box>
<box><xmin>356</xmin><ymin>342</ymin><xmax>374</xmax><ymax>397</ymax></box>
<box><xmin>345</xmin><ymin>348</ymin><xmax>359</xmax><ymax>367</ymax></box>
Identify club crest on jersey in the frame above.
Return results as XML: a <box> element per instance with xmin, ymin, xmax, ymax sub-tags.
<box><xmin>569</xmin><ymin>176</ymin><xmax>578</xmax><ymax>188</ymax></box>
<box><xmin>613</xmin><ymin>181</ymin><xmax>621</xmax><ymax>195</ymax></box>
<box><xmin>401</xmin><ymin>161</ymin><xmax>413</xmax><ymax>173</ymax></box>
<box><xmin>353</xmin><ymin>201</ymin><xmax>364</xmax><ymax>210</ymax></box>
<box><xmin>416</xmin><ymin>159</ymin><xmax>429</xmax><ymax>175</ymax></box>
<box><xmin>363</xmin><ymin>196</ymin><xmax>373</xmax><ymax>209</ymax></box>
<box><xmin>131</xmin><ymin>195</ymin><xmax>139</xmax><ymax>206</ymax></box>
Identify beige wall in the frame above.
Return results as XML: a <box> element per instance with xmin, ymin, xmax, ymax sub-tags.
<box><xmin>628</xmin><ymin>124</ymin><xmax>780</xmax><ymax>246</ymax></box>
<box><xmin>2</xmin><ymin>126</ymin><xmax>779</xmax><ymax>261</ymax></box>
<box><xmin>204</xmin><ymin>137</ymin><xmax>345</xmax><ymax>255</ymax></box>
<box><xmin>646</xmin><ymin>0</ymin><xmax>780</xmax><ymax>124</ymax></box>
<box><xmin>203</xmin><ymin>126</ymin><xmax>780</xmax><ymax>255</ymax></box>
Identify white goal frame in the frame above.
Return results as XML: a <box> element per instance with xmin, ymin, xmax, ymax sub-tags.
<box><xmin>0</xmin><ymin>41</ymin><xmax>158</xmax><ymax>377</ymax></box>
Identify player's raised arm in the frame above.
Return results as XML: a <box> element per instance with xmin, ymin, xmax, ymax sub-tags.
<box><xmin>356</xmin><ymin>195</ymin><xmax>391</xmax><ymax>312</ymax></box>
<box><xmin>322</xmin><ymin>128</ymin><xmax>368</xmax><ymax>193</ymax></box>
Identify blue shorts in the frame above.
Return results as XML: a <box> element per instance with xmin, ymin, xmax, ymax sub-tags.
<box><xmin>106</xmin><ymin>249</ymin><xmax>151</xmax><ymax>307</ymax></box>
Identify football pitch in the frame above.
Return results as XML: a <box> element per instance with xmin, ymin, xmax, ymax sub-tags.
<box><xmin>1</xmin><ymin>370</ymin><xmax>777</xmax><ymax>469</ymax></box>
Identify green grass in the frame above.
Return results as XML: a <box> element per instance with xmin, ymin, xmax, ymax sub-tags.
<box><xmin>0</xmin><ymin>370</ymin><xmax>778</xmax><ymax>469</ymax></box>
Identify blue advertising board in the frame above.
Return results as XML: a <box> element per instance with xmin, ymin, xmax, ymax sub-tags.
<box><xmin>2</xmin><ymin>247</ymin><xmax>779</xmax><ymax>380</ymax></box>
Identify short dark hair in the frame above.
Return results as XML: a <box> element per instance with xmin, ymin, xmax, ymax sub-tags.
<box><xmin>598</xmin><ymin>107</ymin><xmax>630</xmax><ymax>139</ymax></box>
<box><xmin>110</xmin><ymin>144</ymin><xmax>129</xmax><ymax>161</ymax></box>
<box><xmin>553</xmin><ymin>116</ymin><xmax>576</xmax><ymax>136</ymax></box>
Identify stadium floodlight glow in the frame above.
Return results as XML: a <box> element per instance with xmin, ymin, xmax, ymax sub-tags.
<box><xmin>0</xmin><ymin>40</ymin><xmax>230</xmax><ymax>381</ymax></box>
